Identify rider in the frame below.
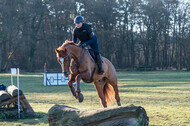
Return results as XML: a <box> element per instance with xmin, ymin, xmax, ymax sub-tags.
<box><xmin>72</xmin><ymin>16</ymin><xmax>104</xmax><ymax>75</ymax></box>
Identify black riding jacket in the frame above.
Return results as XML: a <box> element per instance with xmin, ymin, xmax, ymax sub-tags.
<box><xmin>72</xmin><ymin>23</ymin><xmax>95</xmax><ymax>45</ymax></box>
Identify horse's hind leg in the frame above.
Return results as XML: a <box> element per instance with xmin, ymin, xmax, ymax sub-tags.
<box><xmin>112</xmin><ymin>84</ymin><xmax>121</xmax><ymax>106</ymax></box>
<box><xmin>94</xmin><ymin>81</ymin><xmax>107</xmax><ymax>108</ymax></box>
<box><xmin>107</xmin><ymin>78</ymin><xmax>121</xmax><ymax>106</ymax></box>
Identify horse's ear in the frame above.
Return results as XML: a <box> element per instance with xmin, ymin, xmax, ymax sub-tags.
<box><xmin>55</xmin><ymin>48</ymin><xmax>59</xmax><ymax>53</ymax></box>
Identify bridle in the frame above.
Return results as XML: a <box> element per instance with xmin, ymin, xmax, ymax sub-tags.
<box><xmin>77</xmin><ymin>47</ymin><xmax>87</xmax><ymax>67</ymax></box>
<box><xmin>59</xmin><ymin>47</ymin><xmax>86</xmax><ymax>77</ymax></box>
<box><xmin>59</xmin><ymin>52</ymin><xmax>71</xmax><ymax>77</ymax></box>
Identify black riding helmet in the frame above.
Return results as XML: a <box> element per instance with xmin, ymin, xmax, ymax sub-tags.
<box><xmin>74</xmin><ymin>16</ymin><xmax>84</xmax><ymax>24</ymax></box>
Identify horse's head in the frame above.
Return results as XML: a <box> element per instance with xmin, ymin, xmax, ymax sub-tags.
<box><xmin>55</xmin><ymin>47</ymin><xmax>70</xmax><ymax>77</ymax></box>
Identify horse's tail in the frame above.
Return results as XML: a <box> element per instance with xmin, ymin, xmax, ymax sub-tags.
<box><xmin>103</xmin><ymin>83</ymin><xmax>115</xmax><ymax>105</ymax></box>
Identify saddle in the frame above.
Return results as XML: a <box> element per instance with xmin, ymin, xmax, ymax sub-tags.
<box><xmin>87</xmin><ymin>49</ymin><xmax>103</xmax><ymax>63</ymax></box>
<box><xmin>87</xmin><ymin>49</ymin><xmax>96</xmax><ymax>63</ymax></box>
<box><xmin>78</xmin><ymin>48</ymin><xmax>103</xmax><ymax>83</ymax></box>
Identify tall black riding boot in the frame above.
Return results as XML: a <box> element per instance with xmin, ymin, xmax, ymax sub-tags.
<box><xmin>96</xmin><ymin>55</ymin><xmax>104</xmax><ymax>75</ymax></box>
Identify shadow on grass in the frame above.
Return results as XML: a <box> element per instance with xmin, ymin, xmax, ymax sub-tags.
<box><xmin>119</xmin><ymin>82</ymin><xmax>190</xmax><ymax>88</ymax></box>
<box><xmin>0</xmin><ymin>112</ymin><xmax>48</xmax><ymax>125</ymax></box>
<box><xmin>20</xmin><ymin>82</ymin><xmax>97</xmax><ymax>94</ymax></box>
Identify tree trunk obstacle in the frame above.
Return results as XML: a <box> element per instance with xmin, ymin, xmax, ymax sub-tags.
<box><xmin>48</xmin><ymin>104</ymin><xmax>149</xmax><ymax>126</ymax></box>
<box><xmin>0</xmin><ymin>91</ymin><xmax>11</xmax><ymax>102</ymax></box>
<box><xmin>0</xmin><ymin>85</ymin><xmax>35</xmax><ymax>119</ymax></box>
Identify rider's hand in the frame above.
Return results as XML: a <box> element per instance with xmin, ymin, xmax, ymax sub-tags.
<box><xmin>81</xmin><ymin>43</ymin><xmax>86</xmax><ymax>48</ymax></box>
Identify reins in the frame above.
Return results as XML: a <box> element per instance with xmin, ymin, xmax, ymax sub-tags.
<box><xmin>61</xmin><ymin>47</ymin><xmax>86</xmax><ymax>74</ymax></box>
<box><xmin>78</xmin><ymin>48</ymin><xmax>87</xmax><ymax>65</ymax></box>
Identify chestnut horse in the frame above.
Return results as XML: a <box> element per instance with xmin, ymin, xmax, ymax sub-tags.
<box><xmin>55</xmin><ymin>40</ymin><xmax>121</xmax><ymax>108</ymax></box>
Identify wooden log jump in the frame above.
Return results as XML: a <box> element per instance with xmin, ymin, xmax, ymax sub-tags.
<box><xmin>0</xmin><ymin>85</ymin><xmax>35</xmax><ymax>118</ymax></box>
<box><xmin>48</xmin><ymin>104</ymin><xmax>149</xmax><ymax>126</ymax></box>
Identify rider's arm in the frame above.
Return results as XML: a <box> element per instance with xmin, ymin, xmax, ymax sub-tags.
<box><xmin>85</xmin><ymin>26</ymin><xmax>96</xmax><ymax>46</ymax></box>
<box><xmin>72</xmin><ymin>29</ymin><xmax>77</xmax><ymax>43</ymax></box>
<box><xmin>85</xmin><ymin>35</ymin><xmax>97</xmax><ymax>46</ymax></box>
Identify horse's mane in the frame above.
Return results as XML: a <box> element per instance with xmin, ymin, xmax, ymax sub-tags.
<box><xmin>57</xmin><ymin>40</ymin><xmax>79</xmax><ymax>51</ymax></box>
<box><xmin>61</xmin><ymin>40</ymin><xmax>78</xmax><ymax>47</ymax></box>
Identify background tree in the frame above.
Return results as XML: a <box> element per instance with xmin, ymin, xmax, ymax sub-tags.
<box><xmin>0</xmin><ymin>0</ymin><xmax>189</xmax><ymax>72</ymax></box>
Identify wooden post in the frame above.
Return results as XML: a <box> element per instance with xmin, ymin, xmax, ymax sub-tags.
<box><xmin>17</xmin><ymin>68</ymin><xmax>20</xmax><ymax>118</ymax></box>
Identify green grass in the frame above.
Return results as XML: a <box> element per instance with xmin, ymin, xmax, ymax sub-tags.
<box><xmin>0</xmin><ymin>71</ymin><xmax>190</xmax><ymax>125</ymax></box>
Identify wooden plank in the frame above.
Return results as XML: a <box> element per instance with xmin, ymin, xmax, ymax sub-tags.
<box><xmin>0</xmin><ymin>95</ymin><xmax>25</xmax><ymax>107</ymax></box>
<box><xmin>21</xmin><ymin>98</ymin><xmax>35</xmax><ymax>117</ymax></box>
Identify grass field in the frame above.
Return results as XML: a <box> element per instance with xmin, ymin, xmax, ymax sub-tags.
<box><xmin>0</xmin><ymin>71</ymin><xmax>190</xmax><ymax>126</ymax></box>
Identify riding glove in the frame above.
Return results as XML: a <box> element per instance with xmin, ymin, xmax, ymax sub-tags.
<box><xmin>81</xmin><ymin>43</ymin><xmax>86</xmax><ymax>48</ymax></box>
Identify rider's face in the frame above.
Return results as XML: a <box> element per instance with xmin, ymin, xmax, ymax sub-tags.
<box><xmin>75</xmin><ymin>22</ymin><xmax>83</xmax><ymax>28</ymax></box>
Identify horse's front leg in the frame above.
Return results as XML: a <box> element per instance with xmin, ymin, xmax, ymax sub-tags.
<box><xmin>75</xmin><ymin>71</ymin><xmax>90</xmax><ymax>102</ymax></box>
<box><xmin>68</xmin><ymin>74</ymin><xmax>77</xmax><ymax>97</ymax></box>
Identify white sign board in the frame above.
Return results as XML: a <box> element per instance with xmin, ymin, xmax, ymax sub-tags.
<box><xmin>11</xmin><ymin>68</ymin><xmax>17</xmax><ymax>75</ymax></box>
<box><xmin>43</xmin><ymin>73</ymin><xmax>75</xmax><ymax>86</ymax></box>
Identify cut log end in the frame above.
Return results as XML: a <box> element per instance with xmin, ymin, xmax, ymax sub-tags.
<box><xmin>0</xmin><ymin>90</ymin><xmax>11</xmax><ymax>102</ymax></box>
<box><xmin>7</xmin><ymin>85</ymin><xmax>23</xmax><ymax>97</ymax></box>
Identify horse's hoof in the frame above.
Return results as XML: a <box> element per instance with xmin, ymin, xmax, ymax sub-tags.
<box><xmin>117</xmin><ymin>103</ymin><xmax>121</xmax><ymax>106</ymax></box>
<box><xmin>78</xmin><ymin>93</ymin><xmax>84</xmax><ymax>103</ymax></box>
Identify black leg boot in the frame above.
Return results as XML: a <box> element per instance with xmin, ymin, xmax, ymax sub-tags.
<box><xmin>96</xmin><ymin>55</ymin><xmax>104</xmax><ymax>75</ymax></box>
